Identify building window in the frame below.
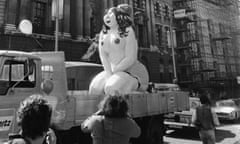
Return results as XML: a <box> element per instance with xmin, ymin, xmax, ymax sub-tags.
<box><xmin>155</xmin><ymin>24</ymin><xmax>162</xmax><ymax>46</ymax></box>
<box><xmin>133</xmin><ymin>0</ymin><xmax>146</xmax><ymax>10</ymax></box>
<box><xmin>41</xmin><ymin>65</ymin><xmax>54</xmax><ymax>80</ymax></box>
<box><xmin>163</xmin><ymin>4</ymin><xmax>170</xmax><ymax>20</ymax></box>
<box><xmin>33</xmin><ymin>1</ymin><xmax>46</xmax><ymax>34</ymax></box>
<box><xmin>154</xmin><ymin>2</ymin><xmax>162</xmax><ymax>16</ymax></box>
<box><xmin>163</xmin><ymin>26</ymin><xmax>169</xmax><ymax>47</ymax></box>
<box><xmin>133</xmin><ymin>0</ymin><xmax>149</xmax><ymax>48</ymax></box>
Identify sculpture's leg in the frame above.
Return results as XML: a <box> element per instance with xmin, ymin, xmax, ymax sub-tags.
<box><xmin>104</xmin><ymin>72</ymin><xmax>138</xmax><ymax>95</ymax></box>
<box><xmin>89</xmin><ymin>71</ymin><xmax>111</xmax><ymax>95</ymax></box>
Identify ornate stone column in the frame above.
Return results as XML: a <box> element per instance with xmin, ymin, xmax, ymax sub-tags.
<box><xmin>75</xmin><ymin>0</ymin><xmax>84</xmax><ymax>39</ymax></box>
<box><xmin>4</xmin><ymin>0</ymin><xmax>17</xmax><ymax>33</ymax></box>
<box><xmin>71</xmin><ymin>0</ymin><xmax>83</xmax><ymax>39</ymax></box>
<box><xmin>63</xmin><ymin>0</ymin><xmax>70</xmax><ymax>37</ymax></box>
<box><xmin>89</xmin><ymin>0</ymin><xmax>104</xmax><ymax>37</ymax></box>
<box><xmin>19</xmin><ymin>0</ymin><xmax>32</xmax><ymax>21</ymax></box>
<box><xmin>83</xmin><ymin>0</ymin><xmax>91</xmax><ymax>37</ymax></box>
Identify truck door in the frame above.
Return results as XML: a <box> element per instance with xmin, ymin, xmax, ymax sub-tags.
<box><xmin>0</xmin><ymin>55</ymin><xmax>40</xmax><ymax>139</ymax></box>
<box><xmin>33</xmin><ymin>52</ymin><xmax>73</xmax><ymax>129</ymax></box>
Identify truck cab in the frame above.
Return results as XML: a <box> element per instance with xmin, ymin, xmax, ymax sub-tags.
<box><xmin>0</xmin><ymin>50</ymin><xmax>42</xmax><ymax>138</ymax></box>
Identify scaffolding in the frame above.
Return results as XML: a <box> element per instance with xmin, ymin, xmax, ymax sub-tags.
<box><xmin>173</xmin><ymin>0</ymin><xmax>240</xmax><ymax>96</ymax></box>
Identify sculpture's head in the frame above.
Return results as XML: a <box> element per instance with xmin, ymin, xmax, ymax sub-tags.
<box><xmin>103</xmin><ymin>4</ymin><xmax>133</xmax><ymax>37</ymax></box>
<box><xmin>103</xmin><ymin>7</ymin><xmax>118</xmax><ymax>28</ymax></box>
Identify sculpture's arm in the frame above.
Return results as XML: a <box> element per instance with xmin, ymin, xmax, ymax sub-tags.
<box><xmin>113</xmin><ymin>27</ymin><xmax>138</xmax><ymax>73</ymax></box>
<box><xmin>99</xmin><ymin>32</ymin><xmax>112</xmax><ymax>74</ymax></box>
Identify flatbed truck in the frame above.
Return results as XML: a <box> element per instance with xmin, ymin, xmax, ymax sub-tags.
<box><xmin>0</xmin><ymin>50</ymin><xmax>189</xmax><ymax>144</ymax></box>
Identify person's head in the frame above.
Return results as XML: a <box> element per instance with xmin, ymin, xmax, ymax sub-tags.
<box><xmin>17</xmin><ymin>94</ymin><xmax>52</xmax><ymax>140</ymax></box>
<box><xmin>199</xmin><ymin>93</ymin><xmax>211</xmax><ymax>105</ymax></box>
<box><xmin>98</xmin><ymin>95</ymin><xmax>129</xmax><ymax>118</ymax></box>
<box><xmin>102</xmin><ymin>4</ymin><xmax>133</xmax><ymax>37</ymax></box>
<box><xmin>41</xmin><ymin>79</ymin><xmax>54</xmax><ymax>95</ymax></box>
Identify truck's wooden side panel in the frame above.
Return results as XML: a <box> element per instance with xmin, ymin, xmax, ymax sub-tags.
<box><xmin>68</xmin><ymin>91</ymin><xmax>189</xmax><ymax>123</ymax></box>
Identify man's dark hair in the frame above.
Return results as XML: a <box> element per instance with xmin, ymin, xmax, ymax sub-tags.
<box><xmin>99</xmin><ymin>95</ymin><xmax>129</xmax><ymax>118</ymax></box>
<box><xmin>17</xmin><ymin>94</ymin><xmax>52</xmax><ymax>139</ymax></box>
<box><xmin>199</xmin><ymin>94</ymin><xmax>211</xmax><ymax>105</ymax></box>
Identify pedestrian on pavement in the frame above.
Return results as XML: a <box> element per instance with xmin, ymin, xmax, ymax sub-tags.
<box><xmin>81</xmin><ymin>94</ymin><xmax>141</xmax><ymax>144</ymax></box>
<box><xmin>5</xmin><ymin>94</ymin><xmax>56</xmax><ymax>144</ymax></box>
<box><xmin>192</xmin><ymin>93</ymin><xmax>220</xmax><ymax>144</ymax></box>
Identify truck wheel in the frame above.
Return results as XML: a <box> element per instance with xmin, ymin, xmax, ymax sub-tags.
<box><xmin>146</xmin><ymin>115</ymin><xmax>164</xmax><ymax>144</ymax></box>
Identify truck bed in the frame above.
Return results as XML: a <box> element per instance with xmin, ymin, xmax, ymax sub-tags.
<box><xmin>67</xmin><ymin>90</ymin><xmax>189</xmax><ymax>125</ymax></box>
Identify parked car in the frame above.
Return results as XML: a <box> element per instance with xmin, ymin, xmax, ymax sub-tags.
<box><xmin>164</xmin><ymin>97</ymin><xmax>201</xmax><ymax>130</ymax></box>
<box><xmin>214</xmin><ymin>99</ymin><xmax>240</xmax><ymax>122</ymax></box>
<box><xmin>153</xmin><ymin>83</ymin><xmax>180</xmax><ymax>91</ymax></box>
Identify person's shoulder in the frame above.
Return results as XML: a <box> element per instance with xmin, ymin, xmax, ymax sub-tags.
<box><xmin>89</xmin><ymin>115</ymin><xmax>104</xmax><ymax>122</ymax></box>
<box><xmin>4</xmin><ymin>138</ymin><xmax>27</xmax><ymax>144</ymax></box>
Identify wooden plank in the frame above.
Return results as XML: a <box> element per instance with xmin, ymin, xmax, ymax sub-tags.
<box><xmin>69</xmin><ymin>91</ymin><xmax>189</xmax><ymax>120</ymax></box>
<box><xmin>126</xmin><ymin>93</ymin><xmax>148</xmax><ymax>118</ymax></box>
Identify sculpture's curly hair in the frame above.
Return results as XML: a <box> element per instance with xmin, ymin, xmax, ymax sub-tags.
<box><xmin>17</xmin><ymin>94</ymin><xmax>52</xmax><ymax>139</ymax></box>
<box><xmin>99</xmin><ymin>95</ymin><xmax>129</xmax><ymax>118</ymax></box>
<box><xmin>102</xmin><ymin>7</ymin><xmax>133</xmax><ymax>38</ymax></box>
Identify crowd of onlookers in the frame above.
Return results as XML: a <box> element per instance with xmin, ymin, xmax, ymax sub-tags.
<box><xmin>4</xmin><ymin>90</ymin><xmax>221</xmax><ymax>144</ymax></box>
<box><xmin>4</xmin><ymin>94</ymin><xmax>141</xmax><ymax>144</ymax></box>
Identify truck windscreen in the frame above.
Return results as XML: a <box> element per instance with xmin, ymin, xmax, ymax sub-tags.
<box><xmin>0</xmin><ymin>57</ymin><xmax>36</xmax><ymax>95</ymax></box>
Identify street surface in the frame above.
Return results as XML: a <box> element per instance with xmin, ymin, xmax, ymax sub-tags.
<box><xmin>1</xmin><ymin>122</ymin><xmax>240</xmax><ymax>144</ymax></box>
<box><xmin>164</xmin><ymin>121</ymin><xmax>240</xmax><ymax>144</ymax></box>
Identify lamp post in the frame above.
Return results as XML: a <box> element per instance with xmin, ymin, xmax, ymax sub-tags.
<box><xmin>54</xmin><ymin>0</ymin><xmax>59</xmax><ymax>52</ymax></box>
<box><xmin>52</xmin><ymin>0</ymin><xmax>63</xmax><ymax>51</ymax></box>
<box><xmin>167</xmin><ymin>17</ymin><xmax>177</xmax><ymax>83</ymax></box>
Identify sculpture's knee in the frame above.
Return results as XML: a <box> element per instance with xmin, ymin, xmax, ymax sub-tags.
<box><xmin>89</xmin><ymin>82</ymin><xmax>104</xmax><ymax>95</ymax></box>
<box><xmin>104</xmin><ymin>84</ymin><xmax>120</xmax><ymax>96</ymax></box>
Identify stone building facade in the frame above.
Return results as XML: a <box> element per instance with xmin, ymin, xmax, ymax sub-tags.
<box><xmin>173</xmin><ymin>0</ymin><xmax>240</xmax><ymax>98</ymax></box>
<box><xmin>0</xmin><ymin>0</ymin><xmax>177</xmax><ymax>84</ymax></box>
<box><xmin>0</xmin><ymin>0</ymin><xmax>239</xmax><ymax>97</ymax></box>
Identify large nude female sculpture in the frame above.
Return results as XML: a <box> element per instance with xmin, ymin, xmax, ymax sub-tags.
<box><xmin>89</xmin><ymin>4</ymin><xmax>149</xmax><ymax>95</ymax></box>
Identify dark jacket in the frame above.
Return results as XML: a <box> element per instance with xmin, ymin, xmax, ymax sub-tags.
<box><xmin>82</xmin><ymin>115</ymin><xmax>141</xmax><ymax>144</ymax></box>
<box><xmin>195</xmin><ymin>105</ymin><xmax>215</xmax><ymax>130</ymax></box>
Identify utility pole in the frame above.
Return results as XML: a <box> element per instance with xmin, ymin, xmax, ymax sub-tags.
<box><xmin>54</xmin><ymin>0</ymin><xmax>59</xmax><ymax>52</ymax></box>
<box><xmin>168</xmin><ymin>17</ymin><xmax>177</xmax><ymax>83</ymax></box>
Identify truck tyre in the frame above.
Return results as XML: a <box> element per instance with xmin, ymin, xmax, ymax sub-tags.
<box><xmin>146</xmin><ymin>115</ymin><xmax>164</xmax><ymax>144</ymax></box>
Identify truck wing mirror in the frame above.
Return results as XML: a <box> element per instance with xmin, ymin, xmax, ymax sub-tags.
<box><xmin>18</xmin><ymin>19</ymin><xmax>33</xmax><ymax>35</ymax></box>
<box><xmin>28</xmin><ymin>59</ymin><xmax>34</xmax><ymax>75</ymax></box>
